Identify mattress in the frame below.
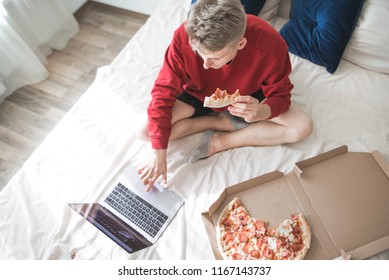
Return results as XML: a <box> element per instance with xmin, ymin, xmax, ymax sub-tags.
<box><xmin>0</xmin><ymin>0</ymin><xmax>388</xmax><ymax>260</ymax></box>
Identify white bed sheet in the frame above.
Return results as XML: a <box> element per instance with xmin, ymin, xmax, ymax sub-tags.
<box><xmin>0</xmin><ymin>0</ymin><xmax>388</xmax><ymax>260</ymax></box>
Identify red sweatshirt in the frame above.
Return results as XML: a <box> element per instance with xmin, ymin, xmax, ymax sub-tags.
<box><xmin>147</xmin><ymin>15</ymin><xmax>293</xmax><ymax>149</ymax></box>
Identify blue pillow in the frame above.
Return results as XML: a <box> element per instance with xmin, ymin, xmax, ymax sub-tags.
<box><xmin>240</xmin><ymin>0</ymin><xmax>266</xmax><ymax>15</ymax></box>
<box><xmin>279</xmin><ymin>0</ymin><xmax>365</xmax><ymax>74</ymax></box>
<box><xmin>190</xmin><ymin>0</ymin><xmax>266</xmax><ymax>16</ymax></box>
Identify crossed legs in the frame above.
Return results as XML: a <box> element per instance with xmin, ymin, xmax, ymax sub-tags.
<box><xmin>206</xmin><ymin>102</ymin><xmax>313</xmax><ymax>154</ymax></box>
<box><xmin>137</xmin><ymin>100</ymin><xmax>313</xmax><ymax>162</ymax></box>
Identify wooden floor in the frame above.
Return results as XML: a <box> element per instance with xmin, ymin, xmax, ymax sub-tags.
<box><xmin>0</xmin><ymin>2</ymin><xmax>149</xmax><ymax>190</ymax></box>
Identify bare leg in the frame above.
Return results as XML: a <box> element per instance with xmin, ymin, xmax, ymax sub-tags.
<box><xmin>135</xmin><ymin>99</ymin><xmax>237</xmax><ymax>141</ymax></box>
<box><xmin>170</xmin><ymin>113</ymin><xmax>235</xmax><ymax>140</ymax></box>
<box><xmin>169</xmin><ymin>100</ymin><xmax>235</xmax><ymax>140</ymax></box>
<box><xmin>186</xmin><ymin>102</ymin><xmax>313</xmax><ymax>162</ymax></box>
<box><xmin>211</xmin><ymin>103</ymin><xmax>312</xmax><ymax>154</ymax></box>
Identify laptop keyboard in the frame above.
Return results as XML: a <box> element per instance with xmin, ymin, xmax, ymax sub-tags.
<box><xmin>104</xmin><ymin>183</ymin><xmax>169</xmax><ymax>238</ymax></box>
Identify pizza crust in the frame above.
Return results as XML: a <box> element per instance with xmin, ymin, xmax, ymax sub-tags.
<box><xmin>293</xmin><ymin>214</ymin><xmax>312</xmax><ymax>260</ymax></box>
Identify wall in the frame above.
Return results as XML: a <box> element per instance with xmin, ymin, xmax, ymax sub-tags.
<box><xmin>91</xmin><ymin>0</ymin><xmax>160</xmax><ymax>15</ymax></box>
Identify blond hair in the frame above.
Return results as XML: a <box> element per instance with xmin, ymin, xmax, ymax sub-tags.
<box><xmin>185</xmin><ymin>0</ymin><xmax>246</xmax><ymax>51</ymax></box>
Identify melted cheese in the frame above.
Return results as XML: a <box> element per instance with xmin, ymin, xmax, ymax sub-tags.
<box><xmin>267</xmin><ymin>237</ymin><xmax>278</xmax><ymax>251</ymax></box>
<box><xmin>277</xmin><ymin>219</ymin><xmax>293</xmax><ymax>237</ymax></box>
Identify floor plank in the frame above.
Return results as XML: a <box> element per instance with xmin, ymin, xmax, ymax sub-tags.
<box><xmin>0</xmin><ymin>2</ymin><xmax>149</xmax><ymax>191</ymax></box>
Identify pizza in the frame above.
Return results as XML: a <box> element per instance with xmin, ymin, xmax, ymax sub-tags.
<box><xmin>216</xmin><ymin>197</ymin><xmax>311</xmax><ymax>260</ymax></box>
<box><xmin>203</xmin><ymin>88</ymin><xmax>240</xmax><ymax>108</ymax></box>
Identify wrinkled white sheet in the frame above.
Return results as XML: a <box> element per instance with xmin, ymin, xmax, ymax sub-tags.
<box><xmin>0</xmin><ymin>0</ymin><xmax>388</xmax><ymax>260</ymax></box>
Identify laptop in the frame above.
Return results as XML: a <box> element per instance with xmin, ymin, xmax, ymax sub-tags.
<box><xmin>69</xmin><ymin>164</ymin><xmax>184</xmax><ymax>254</ymax></box>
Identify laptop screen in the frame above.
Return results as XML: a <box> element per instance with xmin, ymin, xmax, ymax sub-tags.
<box><xmin>69</xmin><ymin>203</ymin><xmax>152</xmax><ymax>254</ymax></box>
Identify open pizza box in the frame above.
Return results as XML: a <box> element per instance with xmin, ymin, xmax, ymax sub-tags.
<box><xmin>202</xmin><ymin>145</ymin><xmax>389</xmax><ymax>260</ymax></box>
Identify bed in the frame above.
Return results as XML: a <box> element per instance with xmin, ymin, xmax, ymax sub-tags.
<box><xmin>0</xmin><ymin>0</ymin><xmax>388</xmax><ymax>260</ymax></box>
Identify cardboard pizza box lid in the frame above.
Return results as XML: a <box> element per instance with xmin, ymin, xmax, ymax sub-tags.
<box><xmin>202</xmin><ymin>145</ymin><xmax>389</xmax><ymax>260</ymax></box>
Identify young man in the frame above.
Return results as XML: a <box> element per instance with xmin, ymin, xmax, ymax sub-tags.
<box><xmin>137</xmin><ymin>0</ymin><xmax>313</xmax><ymax>191</ymax></box>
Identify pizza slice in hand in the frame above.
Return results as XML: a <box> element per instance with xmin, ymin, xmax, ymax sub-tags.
<box><xmin>203</xmin><ymin>88</ymin><xmax>240</xmax><ymax>108</ymax></box>
<box><xmin>216</xmin><ymin>197</ymin><xmax>312</xmax><ymax>260</ymax></box>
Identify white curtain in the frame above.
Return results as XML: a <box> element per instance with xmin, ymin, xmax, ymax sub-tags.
<box><xmin>0</xmin><ymin>0</ymin><xmax>79</xmax><ymax>103</ymax></box>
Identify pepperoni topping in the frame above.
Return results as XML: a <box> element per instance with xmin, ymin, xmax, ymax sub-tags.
<box><xmin>292</xmin><ymin>232</ymin><xmax>302</xmax><ymax>244</ymax></box>
<box><xmin>254</xmin><ymin>220</ymin><xmax>265</xmax><ymax>230</ymax></box>
<box><xmin>291</xmin><ymin>243</ymin><xmax>304</xmax><ymax>252</ymax></box>
<box><xmin>262</xmin><ymin>247</ymin><xmax>274</xmax><ymax>259</ymax></box>
<box><xmin>232</xmin><ymin>253</ymin><xmax>242</xmax><ymax>260</ymax></box>
<box><xmin>243</xmin><ymin>243</ymin><xmax>253</xmax><ymax>254</ymax></box>
<box><xmin>224</xmin><ymin>233</ymin><xmax>234</xmax><ymax>243</ymax></box>
<box><xmin>238</xmin><ymin>232</ymin><xmax>249</xmax><ymax>243</ymax></box>
<box><xmin>222</xmin><ymin>217</ymin><xmax>234</xmax><ymax>226</ymax></box>
<box><xmin>250</xmin><ymin>250</ymin><xmax>261</xmax><ymax>259</ymax></box>
<box><xmin>282</xmin><ymin>248</ymin><xmax>294</xmax><ymax>259</ymax></box>
<box><xmin>277</xmin><ymin>237</ymin><xmax>287</xmax><ymax>247</ymax></box>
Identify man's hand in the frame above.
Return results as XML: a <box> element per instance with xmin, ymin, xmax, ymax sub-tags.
<box><xmin>228</xmin><ymin>95</ymin><xmax>271</xmax><ymax>122</ymax></box>
<box><xmin>138</xmin><ymin>149</ymin><xmax>167</xmax><ymax>192</ymax></box>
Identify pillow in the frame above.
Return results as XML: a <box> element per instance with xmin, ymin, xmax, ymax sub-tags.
<box><xmin>343</xmin><ymin>0</ymin><xmax>389</xmax><ymax>74</ymax></box>
<box><xmin>258</xmin><ymin>0</ymin><xmax>283</xmax><ymax>24</ymax></box>
<box><xmin>279</xmin><ymin>0</ymin><xmax>365</xmax><ymax>74</ymax></box>
<box><xmin>190</xmin><ymin>0</ymin><xmax>266</xmax><ymax>15</ymax></box>
<box><xmin>241</xmin><ymin>0</ymin><xmax>266</xmax><ymax>15</ymax></box>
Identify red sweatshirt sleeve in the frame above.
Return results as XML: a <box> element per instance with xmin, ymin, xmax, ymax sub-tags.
<box><xmin>262</xmin><ymin>45</ymin><xmax>293</xmax><ymax>119</ymax></box>
<box><xmin>147</xmin><ymin>27</ymin><xmax>188</xmax><ymax>149</ymax></box>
